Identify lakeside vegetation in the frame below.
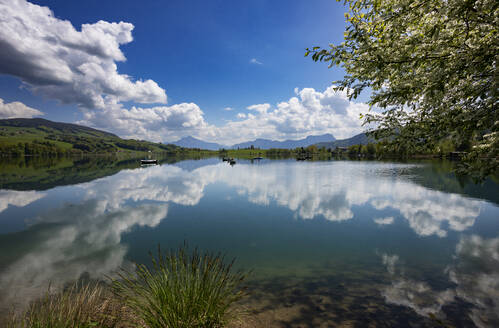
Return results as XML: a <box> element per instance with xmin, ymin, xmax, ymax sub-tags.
<box><xmin>8</xmin><ymin>246</ymin><xmax>249</xmax><ymax>328</ymax></box>
<box><xmin>219</xmin><ymin>140</ymin><xmax>464</xmax><ymax>162</ymax></box>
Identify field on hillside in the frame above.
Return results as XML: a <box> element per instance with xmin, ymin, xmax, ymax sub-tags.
<box><xmin>0</xmin><ymin>119</ymin><xmax>181</xmax><ymax>155</ymax></box>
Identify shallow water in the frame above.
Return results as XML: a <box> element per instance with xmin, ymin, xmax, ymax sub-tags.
<box><xmin>0</xmin><ymin>157</ymin><xmax>498</xmax><ymax>327</ymax></box>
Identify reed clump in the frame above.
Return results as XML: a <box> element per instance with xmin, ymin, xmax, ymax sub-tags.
<box><xmin>112</xmin><ymin>245</ymin><xmax>249</xmax><ymax>328</ymax></box>
<box><xmin>6</xmin><ymin>283</ymin><xmax>116</xmax><ymax>328</ymax></box>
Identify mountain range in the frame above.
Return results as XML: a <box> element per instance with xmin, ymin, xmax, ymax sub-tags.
<box><xmin>172</xmin><ymin>134</ymin><xmax>338</xmax><ymax>150</ymax></box>
<box><xmin>172</xmin><ymin>136</ymin><xmax>226</xmax><ymax>150</ymax></box>
<box><xmin>172</xmin><ymin>132</ymin><xmax>373</xmax><ymax>150</ymax></box>
<box><xmin>232</xmin><ymin>134</ymin><xmax>336</xmax><ymax>149</ymax></box>
<box><xmin>0</xmin><ymin>118</ymin><xmax>371</xmax><ymax>153</ymax></box>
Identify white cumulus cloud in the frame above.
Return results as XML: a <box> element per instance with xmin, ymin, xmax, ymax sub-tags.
<box><xmin>0</xmin><ymin>1</ymin><xmax>369</xmax><ymax>145</ymax></box>
<box><xmin>78</xmin><ymin>102</ymin><xmax>208</xmax><ymax>142</ymax></box>
<box><xmin>250</xmin><ymin>58</ymin><xmax>263</xmax><ymax>65</ymax></box>
<box><xmin>0</xmin><ymin>98</ymin><xmax>44</xmax><ymax>119</ymax></box>
<box><xmin>247</xmin><ymin>103</ymin><xmax>271</xmax><ymax>114</ymax></box>
<box><xmin>79</xmin><ymin>86</ymin><xmax>369</xmax><ymax>144</ymax></box>
<box><xmin>194</xmin><ymin>86</ymin><xmax>369</xmax><ymax>144</ymax></box>
<box><xmin>0</xmin><ymin>0</ymin><xmax>166</xmax><ymax>110</ymax></box>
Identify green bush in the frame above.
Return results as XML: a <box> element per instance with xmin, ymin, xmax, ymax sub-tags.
<box><xmin>112</xmin><ymin>246</ymin><xmax>249</xmax><ymax>328</ymax></box>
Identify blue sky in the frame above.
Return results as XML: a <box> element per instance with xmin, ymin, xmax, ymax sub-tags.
<box><xmin>0</xmin><ymin>0</ymin><xmax>370</xmax><ymax>144</ymax></box>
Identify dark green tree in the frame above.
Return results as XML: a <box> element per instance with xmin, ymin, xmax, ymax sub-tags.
<box><xmin>306</xmin><ymin>0</ymin><xmax>498</xmax><ymax>178</ymax></box>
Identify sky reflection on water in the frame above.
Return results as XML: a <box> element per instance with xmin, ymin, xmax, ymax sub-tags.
<box><xmin>0</xmin><ymin>159</ymin><xmax>497</xmax><ymax>326</ymax></box>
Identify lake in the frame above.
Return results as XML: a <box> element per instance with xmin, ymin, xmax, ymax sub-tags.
<box><xmin>0</xmin><ymin>157</ymin><xmax>498</xmax><ymax>327</ymax></box>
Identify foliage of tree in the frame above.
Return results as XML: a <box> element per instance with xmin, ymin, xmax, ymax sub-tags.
<box><xmin>266</xmin><ymin>148</ymin><xmax>293</xmax><ymax>157</ymax></box>
<box><xmin>306</xmin><ymin>0</ymin><xmax>498</xmax><ymax>179</ymax></box>
<box><xmin>115</xmin><ymin>140</ymin><xmax>150</xmax><ymax>151</ymax></box>
<box><xmin>348</xmin><ymin>144</ymin><xmax>362</xmax><ymax>156</ymax></box>
<box><xmin>0</xmin><ymin>141</ymin><xmax>69</xmax><ymax>156</ymax></box>
<box><xmin>306</xmin><ymin>145</ymin><xmax>318</xmax><ymax>153</ymax></box>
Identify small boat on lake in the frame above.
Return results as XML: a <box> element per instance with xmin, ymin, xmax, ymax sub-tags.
<box><xmin>141</xmin><ymin>159</ymin><xmax>158</xmax><ymax>165</ymax></box>
<box><xmin>252</xmin><ymin>157</ymin><xmax>263</xmax><ymax>160</ymax></box>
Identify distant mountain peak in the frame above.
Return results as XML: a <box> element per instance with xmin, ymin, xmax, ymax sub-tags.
<box><xmin>231</xmin><ymin>133</ymin><xmax>336</xmax><ymax>149</ymax></box>
<box><xmin>171</xmin><ymin>134</ymin><xmax>337</xmax><ymax>150</ymax></box>
<box><xmin>178</xmin><ymin>136</ymin><xmax>198</xmax><ymax>141</ymax></box>
<box><xmin>304</xmin><ymin>133</ymin><xmax>334</xmax><ymax>140</ymax></box>
<box><xmin>172</xmin><ymin>136</ymin><xmax>225</xmax><ymax>150</ymax></box>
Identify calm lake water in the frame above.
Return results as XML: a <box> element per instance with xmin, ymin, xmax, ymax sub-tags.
<box><xmin>0</xmin><ymin>157</ymin><xmax>498</xmax><ymax>327</ymax></box>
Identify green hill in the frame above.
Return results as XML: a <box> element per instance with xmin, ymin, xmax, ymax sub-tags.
<box><xmin>0</xmin><ymin>118</ymin><xmax>118</xmax><ymax>138</ymax></box>
<box><xmin>315</xmin><ymin>133</ymin><xmax>374</xmax><ymax>148</ymax></box>
<box><xmin>0</xmin><ymin>118</ymin><xmax>179</xmax><ymax>155</ymax></box>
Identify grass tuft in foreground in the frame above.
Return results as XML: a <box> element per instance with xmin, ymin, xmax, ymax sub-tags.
<box><xmin>6</xmin><ymin>283</ymin><xmax>113</xmax><ymax>328</ymax></box>
<box><xmin>112</xmin><ymin>245</ymin><xmax>249</xmax><ymax>328</ymax></box>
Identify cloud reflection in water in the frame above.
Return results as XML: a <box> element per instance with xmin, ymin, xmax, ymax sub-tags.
<box><xmin>68</xmin><ymin>162</ymin><xmax>483</xmax><ymax>239</ymax></box>
<box><xmin>381</xmin><ymin>235</ymin><xmax>499</xmax><ymax>327</ymax></box>
<box><xmin>0</xmin><ymin>190</ymin><xmax>45</xmax><ymax>214</ymax></box>
<box><xmin>0</xmin><ymin>199</ymin><xmax>167</xmax><ymax>309</ymax></box>
<box><xmin>197</xmin><ymin>161</ymin><xmax>482</xmax><ymax>237</ymax></box>
<box><xmin>0</xmin><ymin>160</ymin><xmax>491</xmax><ymax>317</ymax></box>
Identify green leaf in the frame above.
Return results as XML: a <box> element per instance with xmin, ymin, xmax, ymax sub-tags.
<box><xmin>305</xmin><ymin>0</ymin><xmax>497</xmax><ymax>178</ymax></box>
